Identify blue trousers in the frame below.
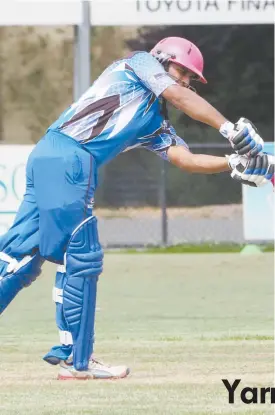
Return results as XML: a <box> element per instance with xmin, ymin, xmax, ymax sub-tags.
<box><xmin>0</xmin><ymin>130</ymin><xmax>100</xmax><ymax>367</ymax></box>
<box><xmin>0</xmin><ymin>130</ymin><xmax>97</xmax><ymax>263</ymax></box>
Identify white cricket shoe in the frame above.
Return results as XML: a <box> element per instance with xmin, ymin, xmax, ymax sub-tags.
<box><xmin>58</xmin><ymin>357</ymin><xmax>130</xmax><ymax>380</ymax></box>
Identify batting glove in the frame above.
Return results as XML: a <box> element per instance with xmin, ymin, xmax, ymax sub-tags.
<box><xmin>220</xmin><ymin>118</ymin><xmax>264</xmax><ymax>157</ymax></box>
<box><xmin>227</xmin><ymin>153</ymin><xmax>275</xmax><ymax>187</ymax></box>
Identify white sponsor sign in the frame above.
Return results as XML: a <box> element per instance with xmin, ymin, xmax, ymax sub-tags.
<box><xmin>242</xmin><ymin>142</ymin><xmax>274</xmax><ymax>242</ymax></box>
<box><xmin>0</xmin><ymin>0</ymin><xmax>274</xmax><ymax>26</ymax></box>
<box><xmin>0</xmin><ymin>145</ymin><xmax>34</xmax><ymax>235</ymax></box>
<box><xmin>93</xmin><ymin>0</ymin><xmax>275</xmax><ymax>25</ymax></box>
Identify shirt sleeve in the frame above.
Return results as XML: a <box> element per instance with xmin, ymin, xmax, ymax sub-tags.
<box><xmin>141</xmin><ymin>123</ymin><xmax>189</xmax><ymax>161</ymax></box>
<box><xmin>128</xmin><ymin>52</ymin><xmax>176</xmax><ymax>97</ymax></box>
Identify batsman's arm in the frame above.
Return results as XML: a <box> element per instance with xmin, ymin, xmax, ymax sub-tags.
<box><xmin>167</xmin><ymin>145</ymin><xmax>230</xmax><ymax>174</ymax></box>
<box><xmin>162</xmin><ymin>84</ymin><xmax>227</xmax><ymax>130</ymax></box>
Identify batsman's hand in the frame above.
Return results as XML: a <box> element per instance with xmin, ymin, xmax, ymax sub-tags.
<box><xmin>227</xmin><ymin>153</ymin><xmax>274</xmax><ymax>187</ymax></box>
<box><xmin>220</xmin><ymin>118</ymin><xmax>264</xmax><ymax>157</ymax></box>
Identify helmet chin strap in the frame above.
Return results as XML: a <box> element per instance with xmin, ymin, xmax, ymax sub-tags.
<box><xmin>168</xmin><ymin>73</ymin><xmax>197</xmax><ymax>94</ymax></box>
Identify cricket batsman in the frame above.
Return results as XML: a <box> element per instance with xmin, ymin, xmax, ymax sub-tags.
<box><xmin>0</xmin><ymin>37</ymin><xmax>273</xmax><ymax>380</ymax></box>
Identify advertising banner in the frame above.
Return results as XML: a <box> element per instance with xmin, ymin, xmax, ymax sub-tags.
<box><xmin>242</xmin><ymin>142</ymin><xmax>274</xmax><ymax>242</ymax></box>
<box><xmin>0</xmin><ymin>0</ymin><xmax>274</xmax><ymax>26</ymax></box>
<box><xmin>0</xmin><ymin>145</ymin><xmax>34</xmax><ymax>235</ymax></box>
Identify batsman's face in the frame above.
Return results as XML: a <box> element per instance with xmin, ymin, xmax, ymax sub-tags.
<box><xmin>168</xmin><ymin>62</ymin><xmax>197</xmax><ymax>92</ymax></box>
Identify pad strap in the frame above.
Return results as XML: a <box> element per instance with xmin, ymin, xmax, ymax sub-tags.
<box><xmin>52</xmin><ymin>287</ymin><xmax>63</xmax><ymax>304</ymax></box>
<box><xmin>59</xmin><ymin>330</ymin><xmax>73</xmax><ymax>345</ymax></box>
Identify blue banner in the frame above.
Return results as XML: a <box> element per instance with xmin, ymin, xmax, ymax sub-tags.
<box><xmin>242</xmin><ymin>142</ymin><xmax>274</xmax><ymax>242</ymax></box>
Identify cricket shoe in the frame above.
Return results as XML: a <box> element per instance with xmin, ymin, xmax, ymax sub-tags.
<box><xmin>57</xmin><ymin>357</ymin><xmax>130</xmax><ymax>380</ymax></box>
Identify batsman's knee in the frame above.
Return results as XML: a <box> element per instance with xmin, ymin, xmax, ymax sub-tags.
<box><xmin>0</xmin><ymin>251</ymin><xmax>44</xmax><ymax>314</ymax></box>
<box><xmin>66</xmin><ymin>215</ymin><xmax>103</xmax><ymax>280</ymax></box>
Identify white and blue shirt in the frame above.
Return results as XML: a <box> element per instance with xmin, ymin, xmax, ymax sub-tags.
<box><xmin>49</xmin><ymin>51</ymin><xmax>188</xmax><ymax>167</ymax></box>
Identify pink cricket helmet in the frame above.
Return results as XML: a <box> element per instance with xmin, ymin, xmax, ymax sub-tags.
<box><xmin>151</xmin><ymin>37</ymin><xmax>207</xmax><ymax>84</ymax></box>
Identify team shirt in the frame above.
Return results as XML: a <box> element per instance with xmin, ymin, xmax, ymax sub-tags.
<box><xmin>49</xmin><ymin>51</ymin><xmax>188</xmax><ymax>167</ymax></box>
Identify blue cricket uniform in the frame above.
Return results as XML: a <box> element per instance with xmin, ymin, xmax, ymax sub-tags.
<box><xmin>0</xmin><ymin>51</ymin><xmax>187</xmax><ymax>263</ymax></box>
<box><xmin>0</xmin><ymin>52</ymin><xmax>188</xmax><ymax>369</ymax></box>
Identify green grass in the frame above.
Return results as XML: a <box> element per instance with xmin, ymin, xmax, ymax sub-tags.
<box><xmin>0</xmin><ymin>253</ymin><xmax>273</xmax><ymax>414</ymax></box>
<box><xmin>113</xmin><ymin>243</ymin><xmax>274</xmax><ymax>254</ymax></box>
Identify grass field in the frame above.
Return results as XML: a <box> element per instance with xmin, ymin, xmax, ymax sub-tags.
<box><xmin>0</xmin><ymin>253</ymin><xmax>273</xmax><ymax>415</ymax></box>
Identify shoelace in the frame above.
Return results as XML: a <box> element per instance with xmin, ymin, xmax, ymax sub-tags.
<box><xmin>90</xmin><ymin>357</ymin><xmax>111</xmax><ymax>368</ymax></box>
<box><xmin>64</xmin><ymin>355</ymin><xmax>111</xmax><ymax>368</ymax></box>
